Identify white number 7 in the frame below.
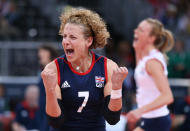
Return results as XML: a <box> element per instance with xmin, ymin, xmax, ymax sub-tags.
<box><xmin>77</xmin><ymin>91</ymin><xmax>89</xmax><ymax>113</ymax></box>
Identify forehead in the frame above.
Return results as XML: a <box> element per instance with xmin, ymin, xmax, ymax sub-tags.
<box><xmin>39</xmin><ymin>48</ymin><xmax>49</xmax><ymax>53</ymax></box>
<box><xmin>63</xmin><ymin>23</ymin><xmax>84</xmax><ymax>35</ymax></box>
<box><xmin>138</xmin><ymin>20</ymin><xmax>152</xmax><ymax>31</ymax></box>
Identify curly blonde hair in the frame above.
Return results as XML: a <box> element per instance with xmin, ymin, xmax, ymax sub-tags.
<box><xmin>59</xmin><ymin>8</ymin><xmax>110</xmax><ymax>49</ymax></box>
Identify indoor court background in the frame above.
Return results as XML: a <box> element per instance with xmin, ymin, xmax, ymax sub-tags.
<box><xmin>0</xmin><ymin>0</ymin><xmax>190</xmax><ymax>131</ymax></box>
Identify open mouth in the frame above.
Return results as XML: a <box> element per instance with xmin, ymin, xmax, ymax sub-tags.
<box><xmin>65</xmin><ymin>49</ymin><xmax>74</xmax><ymax>56</ymax></box>
<box><xmin>134</xmin><ymin>35</ymin><xmax>138</xmax><ymax>42</ymax></box>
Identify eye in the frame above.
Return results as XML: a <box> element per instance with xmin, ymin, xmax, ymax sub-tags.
<box><xmin>70</xmin><ymin>35</ymin><xmax>77</xmax><ymax>40</ymax></box>
<box><xmin>63</xmin><ymin>34</ymin><xmax>67</xmax><ymax>39</ymax></box>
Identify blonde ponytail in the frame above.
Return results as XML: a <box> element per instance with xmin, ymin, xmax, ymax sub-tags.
<box><xmin>145</xmin><ymin>18</ymin><xmax>174</xmax><ymax>61</ymax></box>
<box><xmin>157</xmin><ymin>29</ymin><xmax>174</xmax><ymax>53</ymax></box>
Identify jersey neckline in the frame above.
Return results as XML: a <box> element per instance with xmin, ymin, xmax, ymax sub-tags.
<box><xmin>67</xmin><ymin>52</ymin><xmax>95</xmax><ymax>75</ymax></box>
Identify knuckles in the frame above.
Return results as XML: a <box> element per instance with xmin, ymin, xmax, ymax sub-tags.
<box><xmin>113</xmin><ymin>67</ymin><xmax>128</xmax><ymax>76</ymax></box>
<box><xmin>41</xmin><ymin>69</ymin><xmax>56</xmax><ymax>78</ymax></box>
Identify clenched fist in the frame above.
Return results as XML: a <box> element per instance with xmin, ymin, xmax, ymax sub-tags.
<box><xmin>111</xmin><ymin>67</ymin><xmax>128</xmax><ymax>90</ymax></box>
<box><xmin>41</xmin><ymin>68</ymin><xmax>57</xmax><ymax>93</ymax></box>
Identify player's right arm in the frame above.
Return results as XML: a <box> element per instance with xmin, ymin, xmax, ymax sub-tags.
<box><xmin>41</xmin><ymin>61</ymin><xmax>63</xmax><ymax>128</ymax></box>
<box><xmin>103</xmin><ymin>59</ymin><xmax>128</xmax><ymax>125</ymax></box>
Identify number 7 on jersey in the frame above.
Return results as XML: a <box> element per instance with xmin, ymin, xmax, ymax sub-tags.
<box><xmin>77</xmin><ymin>91</ymin><xmax>89</xmax><ymax>113</ymax></box>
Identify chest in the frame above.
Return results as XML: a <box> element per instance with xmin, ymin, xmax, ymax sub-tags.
<box><xmin>135</xmin><ymin>60</ymin><xmax>149</xmax><ymax>80</ymax></box>
<box><xmin>59</xmin><ymin>67</ymin><xmax>105</xmax><ymax>111</ymax></box>
<box><xmin>135</xmin><ymin>60</ymin><xmax>155</xmax><ymax>88</ymax></box>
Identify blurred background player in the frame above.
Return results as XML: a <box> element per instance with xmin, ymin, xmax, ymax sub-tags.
<box><xmin>126</xmin><ymin>18</ymin><xmax>174</xmax><ymax>131</ymax></box>
<box><xmin>38</xmin><ymin>45</ymin><xmax>59</xmax><ymax>131</ymax></box>
<box><xmin>41</xmin><ymin>8</ymin><xmax>128</xmax><ymax>131</ymax></box>
<box><xmin>12</xmin><ymin>85</ymin><xmax>40</xmax><ymax>131</ymax></box>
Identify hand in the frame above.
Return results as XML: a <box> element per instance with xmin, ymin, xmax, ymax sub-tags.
<box><xmin>41</xmin><ymin>68</ymin><xmax>57</xmax><ymax>93</ymax></box>
<box><xmin>12</xmin><ymin>122</ymin><xmax>26</xmax><ymax>131</ymax></box>
<box><xmin>111</xmin><ymin>67</ymin><xmax>128</xmax><ymax>90</ymax></box>
<box><xmin>126</xmin><ymin>109</ymin><xmax>142</xmax><ymax>124</ymax></box>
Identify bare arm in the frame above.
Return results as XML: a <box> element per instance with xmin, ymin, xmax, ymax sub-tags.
<box><xmin>103</xmin><ymin>59</ymin><xmax>128</xmax><ymax>125</ymax></box>
<box><xmin>41</xmin><ymin>61</ymin><xmax>62</xmax><ymax>117</ymax></box>
<box><xmin>127</xmin><ymin>59</ymin><xmax>173</xmax><ymax>122</ymax></box>
<box><xmin>139</xmin><ymin>59</ymin><xmax>174</xmax><ymax>113</ymax></box>
<box><xmin>104</xmin><ymin>59</ymin><xmax>128</xmax><ymax>111</ymax></box>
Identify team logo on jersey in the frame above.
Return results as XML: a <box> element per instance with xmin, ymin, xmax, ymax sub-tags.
<box><xmin>95</xmin><ymin>76</ymin><xmax>105</xmax><ymax>88</ymax></box>
<box><xmin>141</xmin><ymin>121</ymin><xmax>145</xmax><ymax>126</ymax></box>
<box><xmin>61</xmin><ymin>81</ymin><xmax>71</xmax><ymax>88</ymax></box>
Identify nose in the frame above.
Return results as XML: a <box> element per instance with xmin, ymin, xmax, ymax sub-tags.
<box><xmin>134</xmin><ymin>28</ymin><xmax>138</xmax><ymax>33</ymax></box>
<box><xmin>62</xmin><ymin>37</ymin><xmax>70</xmax><ymax>47</ymax></box>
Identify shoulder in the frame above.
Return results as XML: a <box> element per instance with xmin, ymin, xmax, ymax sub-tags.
<box><xmin>44</xmin><ymin>61</ymin><xmax>57</xmax><ymax>72</ymax></box>
<box><xmin>106</xmin><ymin>58</ymin><xmax>118</xmax><ymax>77</ymax></box>
<box><xmin>146</xmin><ymin>59</ymin><xmax>164</xmax><ymax>76</ymax></box>
<box><xmin>144</xmin><ymin>51</ymin><xmax>166</xmax><ymax>69</ymax></box>
<box><xmin>107</xmin><ymin>58</ymin><xmax>118</xmax><ymax>69</ymax></box>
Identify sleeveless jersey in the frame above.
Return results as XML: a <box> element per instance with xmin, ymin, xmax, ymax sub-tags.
<box><xmin>135</xmin><ymin>49</ymin><xmax>169</xmax><ymax>118</ymax></box>
<box><xmin>54</xmin><ymin>52</ymin><xmax>108</xmax><ymax>131</ymax></box>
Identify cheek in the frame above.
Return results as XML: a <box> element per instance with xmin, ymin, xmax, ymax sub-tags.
<box><xmin>62</xmin><ymin>40</ymin><xmax>66</xmax><ymax>48</ymax></box>
<box><xmin>75</xmin><ymin>44</ymin><xmax>85</xmax><ymax>54</ymax></box>
<box><xmin>74</xmin><ymin>39</ymin><xmax>86</xmax><ymax>49</ymax></box>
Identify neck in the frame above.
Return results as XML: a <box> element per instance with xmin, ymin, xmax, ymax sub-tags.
<box><xmin>71</xmin><ymin>51</ymin><xmax>93</xmax><ymax>73</ymax></box>
<box><xmin>135</xmin><ymin>44</ymin><xmax>156</xmax><ymax>64</ymax></box>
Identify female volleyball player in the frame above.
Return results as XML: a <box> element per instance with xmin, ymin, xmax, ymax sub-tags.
<box><xmin>41</xmin><ymin>8</ymin><xmax>128</xmax><ymax>131</ymax></box>
<box><xmin>126</xmin><ymin>18</ymin><xmax>174</xmax><ymax>131</ymax></box>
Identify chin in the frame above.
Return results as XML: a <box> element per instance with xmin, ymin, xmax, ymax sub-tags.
<box><xmin>133</xmin><ymin>42</ymin><xmax>137</xmax><ymax>48</ymax></box>
<box><xmin>66</xmin><ymin>56</ymin><xmax>75</xmax><ymax>63</ymax></box>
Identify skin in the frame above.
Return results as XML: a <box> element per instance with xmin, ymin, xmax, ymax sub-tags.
<box><xmin>38</xmin><ymin>49</ymin><xmax>51</xmax><ymax>67</ymax></box>
<box><xmin>41</xmin><ymin>23</ymin><xmax>128</xmax><ymax>118</ymax></box>
<box><xmin>25</xmin><ymin>85</ymin><xmax>39</xmax><ymax>108</ymax></box>
<box><xmin>127</xmin><ymin>20</ymin><xmax>174</xmax><ymax>131</ymax></box>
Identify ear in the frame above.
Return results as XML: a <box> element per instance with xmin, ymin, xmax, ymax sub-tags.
<box><xmin>86</xmin><ymin>37</ymin><xmax>93</xmax><ymax>48</ymax></box>
<box><xmin>149</xmin><ymin>35</ymin><xmax>156</xmax><ymax>44</ymax></box>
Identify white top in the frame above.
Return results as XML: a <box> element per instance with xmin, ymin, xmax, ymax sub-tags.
<box><xmin>134</xmin><ymin>49</ymin><xmax>169</xmax><ymax>118</ymax></box>
<box><xmin>106</xmin><ymin>115</ymin><xmax>127</xmax><ymax>131</ymax></box>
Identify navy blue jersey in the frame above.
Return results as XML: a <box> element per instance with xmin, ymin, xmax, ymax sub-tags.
<box><xmin>14</xmin><ymin>101</ymin><xmax>40</xmax><ymax>130</ymax></box>
<box><xmin>54</xmin><ymin>52</ymin><xmax>108</xmax><ymax>131</ymax></box>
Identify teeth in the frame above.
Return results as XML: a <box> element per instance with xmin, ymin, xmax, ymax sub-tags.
<box><xmin>66</xmin><ymin>49</ymin><xmax>74</xmax><ymax>55</ymax></box>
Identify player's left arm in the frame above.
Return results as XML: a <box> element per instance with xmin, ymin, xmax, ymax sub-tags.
<box><xmin>103</xmin><ymin>59</ymin><xmax>128</xmax><ymax>125</ymax></box>
<box><xmin>140</xmin><ymin>59</ymin><xmax>174</xmax><ymax>112</ymax></box>
<box><xmin>127</xmin><ymin>59</ymin><xmax>174</xmax><ymax>123</ymax></box>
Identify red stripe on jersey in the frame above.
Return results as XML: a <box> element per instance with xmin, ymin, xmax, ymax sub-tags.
<box><xmin>67</xmin><ymin>52</ymin><xmax>95</xmax><ymax>75</ymax></box>
<box><xmin>59</xmin><ymin>57</ymin><xmax>68</xmax><ymax>64</ymax></box>
<box><xmin>94</xmin><ymin>56</ymin><xmax>103</xmax><ymax>64</ymax></box>
<box><xmin>54</xmin><ymin>59</ymin><xmax>61</xmax><ymax>86</ymax></box>
<box><xmin>104</xmin><ymin>57</ymin><xmax>108</xmax><ymax>82</ymax></box>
